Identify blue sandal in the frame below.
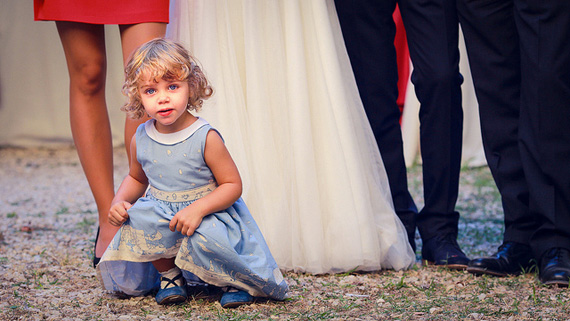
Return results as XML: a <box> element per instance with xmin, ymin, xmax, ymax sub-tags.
<box><xmin>220</xmin><ymin>289</ymin><xmax>253</xmax><ymax>308</ymax></box>
<box><xmin>155</xmin><ymin>274</ymin><xmax>188</xmax><ymax>305</ymax></box>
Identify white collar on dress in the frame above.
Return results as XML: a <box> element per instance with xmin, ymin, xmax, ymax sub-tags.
<box><xmin>144</xmin><ymin>117</ymin><xmax>209</xmax><ymax>145</ymax></box>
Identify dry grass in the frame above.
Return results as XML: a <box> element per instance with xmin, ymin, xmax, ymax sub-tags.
<box><xmin>0</xmin><ymin>147</ymin><xmax>569</xmax><ymax>320</ymax></box>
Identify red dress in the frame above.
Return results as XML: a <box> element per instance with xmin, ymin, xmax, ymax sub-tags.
<box><xmin>34</xmin><ymin>0</ymin><xmax>169</xmax><ymax>24</ymax></box>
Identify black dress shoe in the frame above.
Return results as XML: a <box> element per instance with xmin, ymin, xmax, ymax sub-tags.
<box><xmin>539</xmin><ymin>248</ymin><xmax>570</xmax><ymax>287</ymax></box>
<box><xmin>467</xmin><ymin>242</ymin><xmax>534</xmax><ymax>277</ymax></box>
<box><xmin>422</xmin><ymin>234</ymin><xmax>469</xmax><ymax>270</ymax></box>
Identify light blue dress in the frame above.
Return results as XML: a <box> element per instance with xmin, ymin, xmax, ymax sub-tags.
<box><xmin>96</xmin><ymin>118</ymin><xmax>289</xmax><ymax>300</ymax></box>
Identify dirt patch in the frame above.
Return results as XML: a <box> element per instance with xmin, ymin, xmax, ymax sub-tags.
<box><xmin>1</xmin><ymin>147</ymin><xmax>568</xmax><ymax>320</ymax></box>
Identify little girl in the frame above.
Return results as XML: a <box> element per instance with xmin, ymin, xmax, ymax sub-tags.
<box><xmin>96</xmin><ymin>38</ymin><xmax>288</xmax><ymax>307</ymax></box>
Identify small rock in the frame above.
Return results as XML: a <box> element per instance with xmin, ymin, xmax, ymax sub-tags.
<box><xmin>429</xmin><ymin>307</ymin><xmax>442</xmax><ymax>314</ymax></box>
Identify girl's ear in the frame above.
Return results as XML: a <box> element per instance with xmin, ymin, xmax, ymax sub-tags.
<box><xmin>186</xmin><ymin>95</ymin><xmax>193</xmax><ymax>111</ymax></box>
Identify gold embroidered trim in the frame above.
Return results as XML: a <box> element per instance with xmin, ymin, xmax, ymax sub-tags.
<box><xmin>148</xmin><ymin>182</ymin><xmax>217</xmax><ymax>202</ymax></box>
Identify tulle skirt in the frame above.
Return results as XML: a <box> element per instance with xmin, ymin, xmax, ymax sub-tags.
<box><xmin>167</xmin><ymin>0</ymin><xmax>415</xmax><ymax>274</ymax></box>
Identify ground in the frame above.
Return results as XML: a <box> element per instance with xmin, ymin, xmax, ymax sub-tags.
<box><xmin>0</xmin><ymin>147</ymin><xmax>568</xmax><ymax>320</ymax></box>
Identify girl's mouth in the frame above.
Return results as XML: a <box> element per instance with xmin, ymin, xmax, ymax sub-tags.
<box><xmin>157</xmin><ymin>109</ymin><xmax>174</xmax><ymax>117</ymax></box>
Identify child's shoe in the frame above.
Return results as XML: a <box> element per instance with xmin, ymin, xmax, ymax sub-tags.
<box><xmin>155</xmin><ymin>273</ymin><xmax>187</xmax><ymax>305</ymax></box>
<box><xmin>220</xmin><ymin>288</ymin><xmax>253</xmax><ymax>308</ymax></box>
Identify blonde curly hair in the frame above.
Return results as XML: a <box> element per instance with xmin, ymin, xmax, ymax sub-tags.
<box><xmin>122</xmin><ymin>38</ymin><xmax>213</xmax><ymax>119</ymax></box>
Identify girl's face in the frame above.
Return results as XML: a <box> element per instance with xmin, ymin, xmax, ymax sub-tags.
<box><xmin>139</xmin><ymin>76</ymin><xmax>195</xmax><ymax>133</ymax></box>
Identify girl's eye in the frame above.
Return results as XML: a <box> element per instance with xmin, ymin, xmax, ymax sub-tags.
<box><xmin>168</xmin><ymin>84</ymin><xmax>179</xmax><ymax>90</ymax></box>
<box><xmin>144</xmin><ymin>88</ymin><xmax>156</xmax><ymax>95</ymax></box>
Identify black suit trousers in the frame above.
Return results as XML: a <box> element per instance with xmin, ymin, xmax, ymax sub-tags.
<box><xmin>335</xmin><ymin>0</ymin><xmax>464</xmax><ymax>241</ymax></box>
<box><xmin>516</xmin><ymin>0</ymin><xmax>570</xmax><ymax>258</ymax></box>
<box><xmin>459</xmin><ymin>0</ymin><xmax>570</xmax><ymax>258</ymax></box>
<box><xmin>457</xmin><ymin>0</ymin><xmax>534</xmax><ymax>245</ymax></box>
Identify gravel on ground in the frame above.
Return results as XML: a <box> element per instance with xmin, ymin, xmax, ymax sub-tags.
<box><xmin>1</xmin><ymin>146</ymin><xmax>569</xmax><ymax>320</ymax></box>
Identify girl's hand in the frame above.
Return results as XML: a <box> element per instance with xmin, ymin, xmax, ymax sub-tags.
<box><xmin>108</xmin><ymin>201</ymin><xmax>132</xmax><ymax>227</ymax></box>
<box><xmin>169</xmin><ymin>130</ymin><xmax>242</xmax><ymax>237</ymax></box>
<box><xmin>169</xmin><ymin>207</ymin><xmax>204</xmax><ymax>236</ymax></box>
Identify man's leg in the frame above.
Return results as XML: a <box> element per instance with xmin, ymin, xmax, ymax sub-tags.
<box><xmin>335</xmin><ymin>0</ymin><xmax>418</xmax><ymax>250</ymax></box>
<box><xmin>399</xmin><ymin>0</ymin><xmax>466</xmax><ymax>267</ymax></box>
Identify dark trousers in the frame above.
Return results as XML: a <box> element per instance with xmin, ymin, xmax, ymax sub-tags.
<box><xmin>335</xmin><ymin>0</ymin><xmax>463</xmax><ymax>241</ymax></box>
<box><xmin>457</xmin><ymin>0</ymin><xmax>534</xmax><ymax>245</ymax></box>
<box><xmin>458</xmin><ymin>0</ymin><xmax>570</xmax><ymax>259</ymax></box>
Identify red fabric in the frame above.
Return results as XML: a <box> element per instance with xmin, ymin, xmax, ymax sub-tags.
<box><xmin>34</xmin><ymin>0</ymin><xmax>169</xmax><ymax>24</ymax></box>
<box><xmin>393</xmin><ymin>5</ymin><xmax>410</xmax><ymax>119</ymax></box>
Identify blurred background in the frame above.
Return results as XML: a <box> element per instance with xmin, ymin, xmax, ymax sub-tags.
<box><xmin>0</xmin><ymin>0</ymin><xmax>485</xmax><ymax>168</ymax></box>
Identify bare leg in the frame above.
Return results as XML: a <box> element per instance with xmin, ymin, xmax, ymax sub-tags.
<box><xmin>56</xmin><ymin>22</ymin><xmax>118</xmax><ymax>258</ymax></box>
<box><xmin>119</xmin><ymin>22</ymin><xmax>167</xmax><ymax>160</ymax></box>
<box><xmin>152</xmin><ymin>257</ymin><xmax>177</xmax><ymax>273</ymax></box>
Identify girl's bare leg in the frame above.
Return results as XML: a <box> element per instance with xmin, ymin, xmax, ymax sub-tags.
<box><xmin>152</xmin><ymin>257</ymin><xmax>177</xmax><ymax>273</ymax></box>
<box><xmin>56</xmin><ymin>22</ymin><xmax>118</xmax><ymax>258</ymax></box>
<box><xmin>119</xmin><ymin>23</ymin><xmax>167</xmax><ymax>161</ymax></box>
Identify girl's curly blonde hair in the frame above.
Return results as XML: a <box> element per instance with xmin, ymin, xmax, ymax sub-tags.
<box><xmin>122</xmin><ymin>38</ymin><xmax>213</xmax><ymax>119</ymax></box>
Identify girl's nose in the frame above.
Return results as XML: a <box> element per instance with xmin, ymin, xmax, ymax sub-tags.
<box><xmin>158</xmin><ymin>93</ymin><xmax>170</xmax><ymax>103</ymax></box>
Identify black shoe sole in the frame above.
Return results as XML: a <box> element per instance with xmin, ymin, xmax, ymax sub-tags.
<box><xmin>542</xmin><ymin>280</ymin><xmax>569</xmax><ymax>287</ymax></box>
<box><xmin>423</xmin><ymin>260</ymin><xmax>468</xmax><ymax>270</ymax></box>
<box><xmin>540</xmin><ymin>277</ymin><xmax>570</xmax><ymax>287</ymax></box>
<box><xmin>467</xmin><ymin>266</ymin><xmax>508</xmax><ymax>277</ymax></box>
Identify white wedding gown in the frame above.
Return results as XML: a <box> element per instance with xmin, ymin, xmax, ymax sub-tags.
<box><xmin>167</xmin><ymin>0</ymin><xmax>415</xmax><ymax>274</ymax></box>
